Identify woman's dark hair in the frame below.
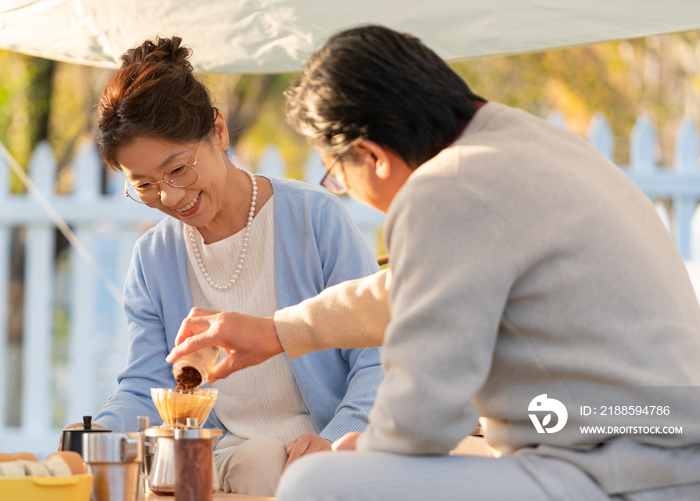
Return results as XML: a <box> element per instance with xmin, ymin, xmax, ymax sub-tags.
<box><xmin>285</xmin><ymin>25</ymin><xmax>485</xmax><ymax>168</ymax></box>
<box><xmin>97</xmin><ymin>36</ymin><xmax>216</xmax><ymax>170</ymax></box>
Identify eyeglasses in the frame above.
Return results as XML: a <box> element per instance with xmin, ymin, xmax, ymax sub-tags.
<box><xmin>319</xmin><ymin>158</ymin><xmax>347</xmax><ymax>196</ymax></box>
<box><xmin>124</xmin><ymin>141</ymin><xmax>201</xmax><ymax>204</ymax></box>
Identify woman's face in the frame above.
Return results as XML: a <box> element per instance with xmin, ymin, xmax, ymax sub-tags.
<box><xmin>117</xmin><ymin>136</ymin><xmax>229</xmax><ymax>226</ymax></box>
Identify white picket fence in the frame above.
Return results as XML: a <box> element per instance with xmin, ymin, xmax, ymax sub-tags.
<box><xmin>549</xmin><ymin>111</ymin><xmax>700</xmax><ymax>260</ymax></box>
<box><xmin>2</xmin><ymin>111</ymin><xmax>700</xmax><ymax>458</ymax></box>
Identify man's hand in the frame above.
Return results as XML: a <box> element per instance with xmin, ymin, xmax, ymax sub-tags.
<box><xmin>166</xmin><ymin>308</ymin><xmax>284</xmax><ymax>382</ymax></box>
<box><xmin>332</xmin><ymin>432</ymin><xmax>360</xmax><ymax>451</ymax></box>
<box><xmin>284</xmin><ymin>433</ymin><xmax>332</xmax><ymax>470</ymax></box>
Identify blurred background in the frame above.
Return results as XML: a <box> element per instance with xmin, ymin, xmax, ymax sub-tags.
<box><xmin>3</xmin><ymin>31</ymin><xmax>700</xmax><ymax>457</ymax></box>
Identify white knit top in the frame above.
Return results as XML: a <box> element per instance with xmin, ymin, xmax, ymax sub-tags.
<box><xmin>183</xmin><ymin>195</ymin><xmax>318</xmax><ymax>449</ymax></box>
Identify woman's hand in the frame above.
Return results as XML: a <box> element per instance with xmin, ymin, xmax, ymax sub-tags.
<box><xmin>284</xmin><ymin>433</ymin><xmax>332</xmax><ymax>470</ymax></box>
<box><xmin>332</xmin><ymin>432</ymin><xmax>361</xmax><ymax>451</ymax></box>
<box><xmin>166</xmin><ymin>308</ymin><xmax>284</xmax><ymax>382</ymax></box>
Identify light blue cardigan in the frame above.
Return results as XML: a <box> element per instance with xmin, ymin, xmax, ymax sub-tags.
<box><xmin>94</xmin><ymin>177</ymin><xmax>383</xmax><ymax>441</ymax></box>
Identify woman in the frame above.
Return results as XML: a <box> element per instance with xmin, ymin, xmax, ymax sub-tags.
<box><xmin>89</xmin><ymin>36</ymin><xmax>383</xmax><ymax>496</ymax></box>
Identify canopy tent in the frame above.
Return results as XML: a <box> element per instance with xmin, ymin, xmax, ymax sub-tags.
<box><xmin>1</xmin><ymin>0</ymin><xmax>700</xmax><ymax>73</ymax></box>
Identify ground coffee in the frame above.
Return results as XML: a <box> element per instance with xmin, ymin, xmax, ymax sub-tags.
<box><xmin>175</xmin><ymin>366</ymin><xmax>203</xmax><ymax>390</ymax></box>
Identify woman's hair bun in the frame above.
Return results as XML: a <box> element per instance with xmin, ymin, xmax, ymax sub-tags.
<box><xmin>98</xmin><ymin>35</ymin><xmax>215</xmax><ymax>169</ymax></box>
<box><xmin>120</xmin><ymin>36</ymin><xmax>192</xmax><ymax>72</ymax></box>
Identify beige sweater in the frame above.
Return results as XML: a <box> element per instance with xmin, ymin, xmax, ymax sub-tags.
<box><xmin>276</xmin><ymin>269</ymin><xmax>390</xmax><ymax>358</ymax></box>
<box><xmin>275</xmin><ymin>103</ymin><xmax>700</xmax><ymax>494</ymax></box>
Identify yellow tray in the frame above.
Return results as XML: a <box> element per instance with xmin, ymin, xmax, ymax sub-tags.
<box><xmin>0</xmin><ymin>473</ymin><xmax>93</xmax><ymax>501</ymax></box>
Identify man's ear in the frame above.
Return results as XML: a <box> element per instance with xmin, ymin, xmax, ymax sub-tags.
<box><xmin>212</xmin><ymin>110</ymin><xmax>230</xmax><ymax>151</ymax></box>
<box><xmin>353</xmin><ymin>139</ymin><xmax>394</xmax><ymax>180</ymax></box>
<box><xmin>354</xmin><ymin>139</ymin><xmax>412</xmax><ymax>180</ymax></box>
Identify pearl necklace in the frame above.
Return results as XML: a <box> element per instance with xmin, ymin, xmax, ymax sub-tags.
<box><xmin>188</xmin><ymin>168</ymin><xmax>257</xmax><ymax>291</ymax></box>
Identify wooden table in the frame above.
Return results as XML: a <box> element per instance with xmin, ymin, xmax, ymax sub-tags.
<box><xmin>140</xmin><ymin>493</ymin><xmax>273</xmax><ymax>500</ymax></box>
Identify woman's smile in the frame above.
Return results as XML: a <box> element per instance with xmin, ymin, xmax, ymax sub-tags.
<box><xmin>173</xmin><ymin>191</ymin><xmax>202</xmax><ymax>217</ymax></box>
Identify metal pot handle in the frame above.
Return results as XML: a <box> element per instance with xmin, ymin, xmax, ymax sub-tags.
<box><xmin>121</xmin><ymin>437</ymin><xmax>140</xmax><ymax>462</ymax></box>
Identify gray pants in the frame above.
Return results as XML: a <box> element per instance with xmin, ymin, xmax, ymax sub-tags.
<box><xmin>276</xmin><ymin>450</ymin><xmax>700</xmax><ymax>501</ymax></box>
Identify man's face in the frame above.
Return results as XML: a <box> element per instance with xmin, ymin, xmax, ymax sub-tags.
<box><xmin>319</xmin><ymin>153</ymin><xmax>381</xmax><ymax>211</ymax></box>
<box><xmin>318</xmin><ymin>143</ymin><xmax>413</xmax><ymax>213</ymax></box>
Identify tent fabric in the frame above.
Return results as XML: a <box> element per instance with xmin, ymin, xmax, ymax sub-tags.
<box><xmin>1</xmin><ymin>0</ymin><xmax>700</xmax><ymax>73</ymax></box>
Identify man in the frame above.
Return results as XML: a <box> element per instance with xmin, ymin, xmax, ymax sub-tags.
<box><xmin>168</xmin><ymin>25</ymin><xmax>700</xmax><ymax>500</ymax></box>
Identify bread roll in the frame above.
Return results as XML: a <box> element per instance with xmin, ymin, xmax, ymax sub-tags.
<box><xmin>0</xmin><ymin>461</ymin><xmax>25</xmax><ymax>477</ymax></box>
<box><xmin>19</xmin><ymin>460</ymin><xmax>51</xmax><ymax>477</ymax></box>
<box><xmin>47</xmin><ymin>451</ymin><xmax>86</xmax><ymax>475</ymax></box>
<box><xmin>0</xmin><ymin>450</ymin><xmax>84</xmax><ymax>478</ymax></box>
<box><xmin>43</xmin><ymin>457</ymin><xmax>73</xmax><ymax>477</ymax></box>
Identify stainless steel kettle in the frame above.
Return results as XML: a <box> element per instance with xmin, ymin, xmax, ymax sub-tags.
<box><xmin>83</xmin><ymin>432</ymin><xmax>143</xmax><ymax>501</ymax></box>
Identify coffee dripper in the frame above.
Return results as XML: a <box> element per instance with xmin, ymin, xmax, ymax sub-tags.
<box><xmin>145</xmin><ymin>387</ymin><xmax>221</xmax><ymax>495</ymax></box>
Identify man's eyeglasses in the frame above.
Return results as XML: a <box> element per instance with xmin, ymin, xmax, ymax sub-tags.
<box><xmin>319</xmin><ymin>158</ymin><xmax>347</xmax><ymax>196</ymax></box>
<box><xmin>124</xmin><ymin>141</ymin><xmax>201</xmax><ymax>204</ymax></box>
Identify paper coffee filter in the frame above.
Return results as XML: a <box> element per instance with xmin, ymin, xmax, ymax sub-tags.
<box><xmin>151</xmin><ymin>388</ymin><xmax>218</xmax><ymax>427</ymax></box>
